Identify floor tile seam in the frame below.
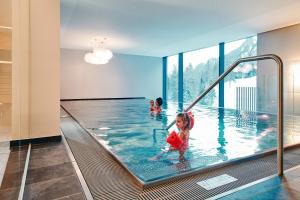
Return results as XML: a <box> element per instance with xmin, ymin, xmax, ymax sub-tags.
<box><xmin>24</xmin><ymin>189</ymin><xmax>82</xmax><ymax>200</ymax></box>
<box><xmin>25</xmin><ymin>174</ymin><xmax>77</xmax><ymax>187</ymax></box>
<box><xmin>29</xmin><ymin>152</ymin><xmax>70</xmax><ymax>158</ymax></box>
<box><xmin>0</xmin><ymin>187</ymin><xmax>20</xmax><ymax>195</ymax></box>
<box><xmin>30</xmin><ymin>146</ymin><xmax>66</xmax><ymax>150</ymax></box>
<box><xmin>8</xmin><ymin>153</ymin><xmax>28</xmax><ymax>158</ymax></box>
<box><xmin>28</xmin><ymin>161</ymin><xmax>73</xmax><ymax>170</ymax></box>
<box><xmin>0</xmin><ymin>180</ymin><xmax>25</xmax><ymax>191</ymax></box>
<box><xmin>25</xmin><ymin>169</ymin><xmax>77</xmax><ymax>185</ymax></box>
<box><xmin>7</xmin><ymin>158</ymin><xmax>28</xmax><ymax>164</ymax></box>
<box><xmin>51</xmin><ymin>192</ymin><xmax>83</xmax><ymax>200</ymax></box>
<box><xmin>0</xmin><ymin>180</ymin><xmax>21</xmax><ymax>191</ymax></box>
<box><xmin>30</xmin><ymin>149</ymin><xmax>67</xmax><ymax>155</ymax></box>
<box><xmin>28</xmin><ymin>157</ymin><xmax>71</xmax><ymax>164</ymax></box>
<box><xmin>30</xmin><ymin>146</ymin><xmax>66</xmax><ymax>152</ymax></box>
<box><xmin>31</xmin><ymin>143</ymin><xmax>65</xmax><ymax>147</ymax></box>
<box><xmin>29</xmin><ymin>151</ymin><xmax>69</xmax><ymax>158</ymax></box>
<box><xmin>1</xmin><ymin>169</ymin><xmax>24</xmax><ymax>178</ymax></box>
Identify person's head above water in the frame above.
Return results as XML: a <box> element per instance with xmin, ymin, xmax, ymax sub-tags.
<box><xmin>155</xmin><ymin>97</ymin><xmax>163</xmax><ymax>107</ymax></box>
<box><xmin>176</xmin><ymin>113</ymin><xmax>190</xmax><ymax>130</ymax></box>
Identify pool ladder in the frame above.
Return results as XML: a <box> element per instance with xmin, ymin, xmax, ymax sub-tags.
<box><xmin>165</xmin><ymin>54</ymin><xmax>284</xmax><ymax>176</ymax></box>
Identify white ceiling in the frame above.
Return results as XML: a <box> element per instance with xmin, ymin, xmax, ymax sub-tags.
<box><xmin>61</xmin><ymin>0</ymin><xmax>300</xmax><ymax>57</ymax></box>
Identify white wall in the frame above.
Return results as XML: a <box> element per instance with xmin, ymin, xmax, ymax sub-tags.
<box><xmin>61</xmin><ymin>48</ymin><xmax>162</xmax><ymax>100</ymax></box>
<box><xmin>257</xmin><ymin>23</ymin><xmax>300</xmax><ymax>115</ymax></box>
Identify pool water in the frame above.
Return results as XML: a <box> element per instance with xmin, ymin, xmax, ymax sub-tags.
<box><xmin>61</xmin><ymin>99</ymin><xmax>300</xmax><ymax>183</ymax></box>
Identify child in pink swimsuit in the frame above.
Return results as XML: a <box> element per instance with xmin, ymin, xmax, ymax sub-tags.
<box><xmin>150</xmin><ymin>112</ymin><xmax>190</xmax><ymax>162</ymax></box>
<box><xmin>170</xmin><ymin>112</ymin><xmax>190</xmax><ymax>161</ymax></box>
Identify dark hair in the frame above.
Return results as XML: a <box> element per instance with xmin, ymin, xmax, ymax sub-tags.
<box><xmin>156</xmin><ymin>97</ymin><xmax>163</xmax><ymax>106</ymax></box>
<box><xmin>176</xmin><ymin>112</ymin><xmax>190</xmax><ymax>129</ymax></box>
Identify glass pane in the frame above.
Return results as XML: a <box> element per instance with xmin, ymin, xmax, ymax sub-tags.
<box><xmin>224</xmin><ymin>36</ymin><xmax>257</xmax><ymax>110</ymax></box>
<box><xmin>285</xmin><ymin>62</ymin><xmax>300</xmax><ymax>145</ymax></box>
<box><xmin>183</xmin><ymin>46</ymin><xmax>219</xmax><ymax>107</ymax></box>
<box><xmin>167</xmin><ymin>55</ymin><xmax>178</xmax><ymax>103</ymax></box>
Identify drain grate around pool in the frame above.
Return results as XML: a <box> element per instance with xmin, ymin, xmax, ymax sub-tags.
<box><xmin>197</xmin><ymin>174</ymin><xmax>238</xmax><ymax>190</ymax></box>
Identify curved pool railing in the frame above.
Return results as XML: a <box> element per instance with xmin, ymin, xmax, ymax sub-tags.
<box><xmin>165</xmin><ymin>54</ymin><xmax>284</xmax><ymax>176</ymax></box>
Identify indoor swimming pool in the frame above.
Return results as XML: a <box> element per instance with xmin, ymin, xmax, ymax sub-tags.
<box><xmin>61</xmin><ymin>99</ymin><xmax>300</xmax><ymax>184</ymax></box>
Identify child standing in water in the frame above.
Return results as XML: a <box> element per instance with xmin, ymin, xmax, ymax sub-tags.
<box><xmin>149</xmin><ymin>99</ymin><xmax>155</xmax><ymax>112</ymax></box>
<box><xmin>150</xmin><ymin>112</ymin><xmax>190</xmax><ymax>161</ymax></box>
<box><xmin>171</xmin><ymin>112</ymin><xmax>190</xmax><ymax>161</ymax></box>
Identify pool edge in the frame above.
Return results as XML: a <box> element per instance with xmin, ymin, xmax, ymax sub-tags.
<box><xmin>60</xmin><ymin>104</ymin><xmax>146</xmax><ymax>188</ymax></box>
<box><xmin>60</xmin><ymin>103</ymin><xmax>300</xmax><ymax>189</ymax></box>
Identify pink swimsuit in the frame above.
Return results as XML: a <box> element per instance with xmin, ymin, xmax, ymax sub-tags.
<box><xmin>178</xmin><ymin>132</ymin><xmax>189</xmax><ymax>152</ymax></box>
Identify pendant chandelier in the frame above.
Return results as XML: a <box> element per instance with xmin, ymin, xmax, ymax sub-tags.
<box><xmin>84</xmin><ymin>38</ymin><xmax>113</xmax><ymax>64</ymax></box>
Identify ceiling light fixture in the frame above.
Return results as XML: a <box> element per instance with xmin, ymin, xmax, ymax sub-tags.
<box><xmin>84</xmin><ymin>38</ymin><xmax>113</xmax><ymax>65</ymax></box>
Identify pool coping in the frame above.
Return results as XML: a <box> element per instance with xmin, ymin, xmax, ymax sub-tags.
<box><xmin>60</xmin><ymin>104</ymin><xmax>300</xmax><ymax>189</ymax></box>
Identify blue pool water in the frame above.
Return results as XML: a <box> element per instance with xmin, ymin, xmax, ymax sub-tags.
<box><xmin>61</xmin><ymin>99</ymin><xmax>300</xmax><ymax>183</ymax></box>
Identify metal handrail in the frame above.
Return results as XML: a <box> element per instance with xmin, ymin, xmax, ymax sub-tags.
<box><xmin>165</xmin><ymin>54</ymin><xmax>284</xmax><ymax>176</ymax></box>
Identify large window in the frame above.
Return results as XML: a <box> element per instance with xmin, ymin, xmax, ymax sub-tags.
<box><xmin>224</xmin><ymin>36</ymin><xmax>257</xmax><ymax>109</ymax></box>
<box><xmin>183</xmin><ymin>46</ymin><xmax>219</xmax><ymax>107</ymax></box>
<box><xmin>165</xmin><ymin>36</ymin><xmax>257</xmax><ymax>109</ymax></box>
<box><xmin>167</xmin><ymin>55</ymin><xmax>178</xmax><ymax>102</ymax></box>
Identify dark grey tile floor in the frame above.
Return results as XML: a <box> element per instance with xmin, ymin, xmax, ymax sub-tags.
<box><xmin>3</xmin><ymin>138</ymin><xmax>299</xmax><ymax>199</ymax></box>
<box><xmin>23</xmin><ymin>142</ymin><xmax>85</xmax><ymax>200</ymax></box>
<box><xmin>0</xmin><ymin>146</ymin><xmax>28</xmax><ymax>200</ymax></box>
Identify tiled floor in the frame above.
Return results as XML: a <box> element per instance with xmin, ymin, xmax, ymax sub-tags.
<box><xmin>0</xmin><ymin>146</ymin><xmax>28</xmax><ymax>200</ymax></box>
<box><xmin>219</xmin><ymin>166</ymin><xmax>300</xmax><ymax>200</ymax></box>
<box><xmin>0</xmin><ymin>141</ymin><xmax>85</xmax><ymax>200</ymax></box>
<box><xmin>1</xmin><ymin>139</ymin><xmax>300</xmax><ymax>199</ymax></box>
<box><xmin>23</xmin><ymin>142</ymin><xmax>85</xmax><ymax>200</ymax></box>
